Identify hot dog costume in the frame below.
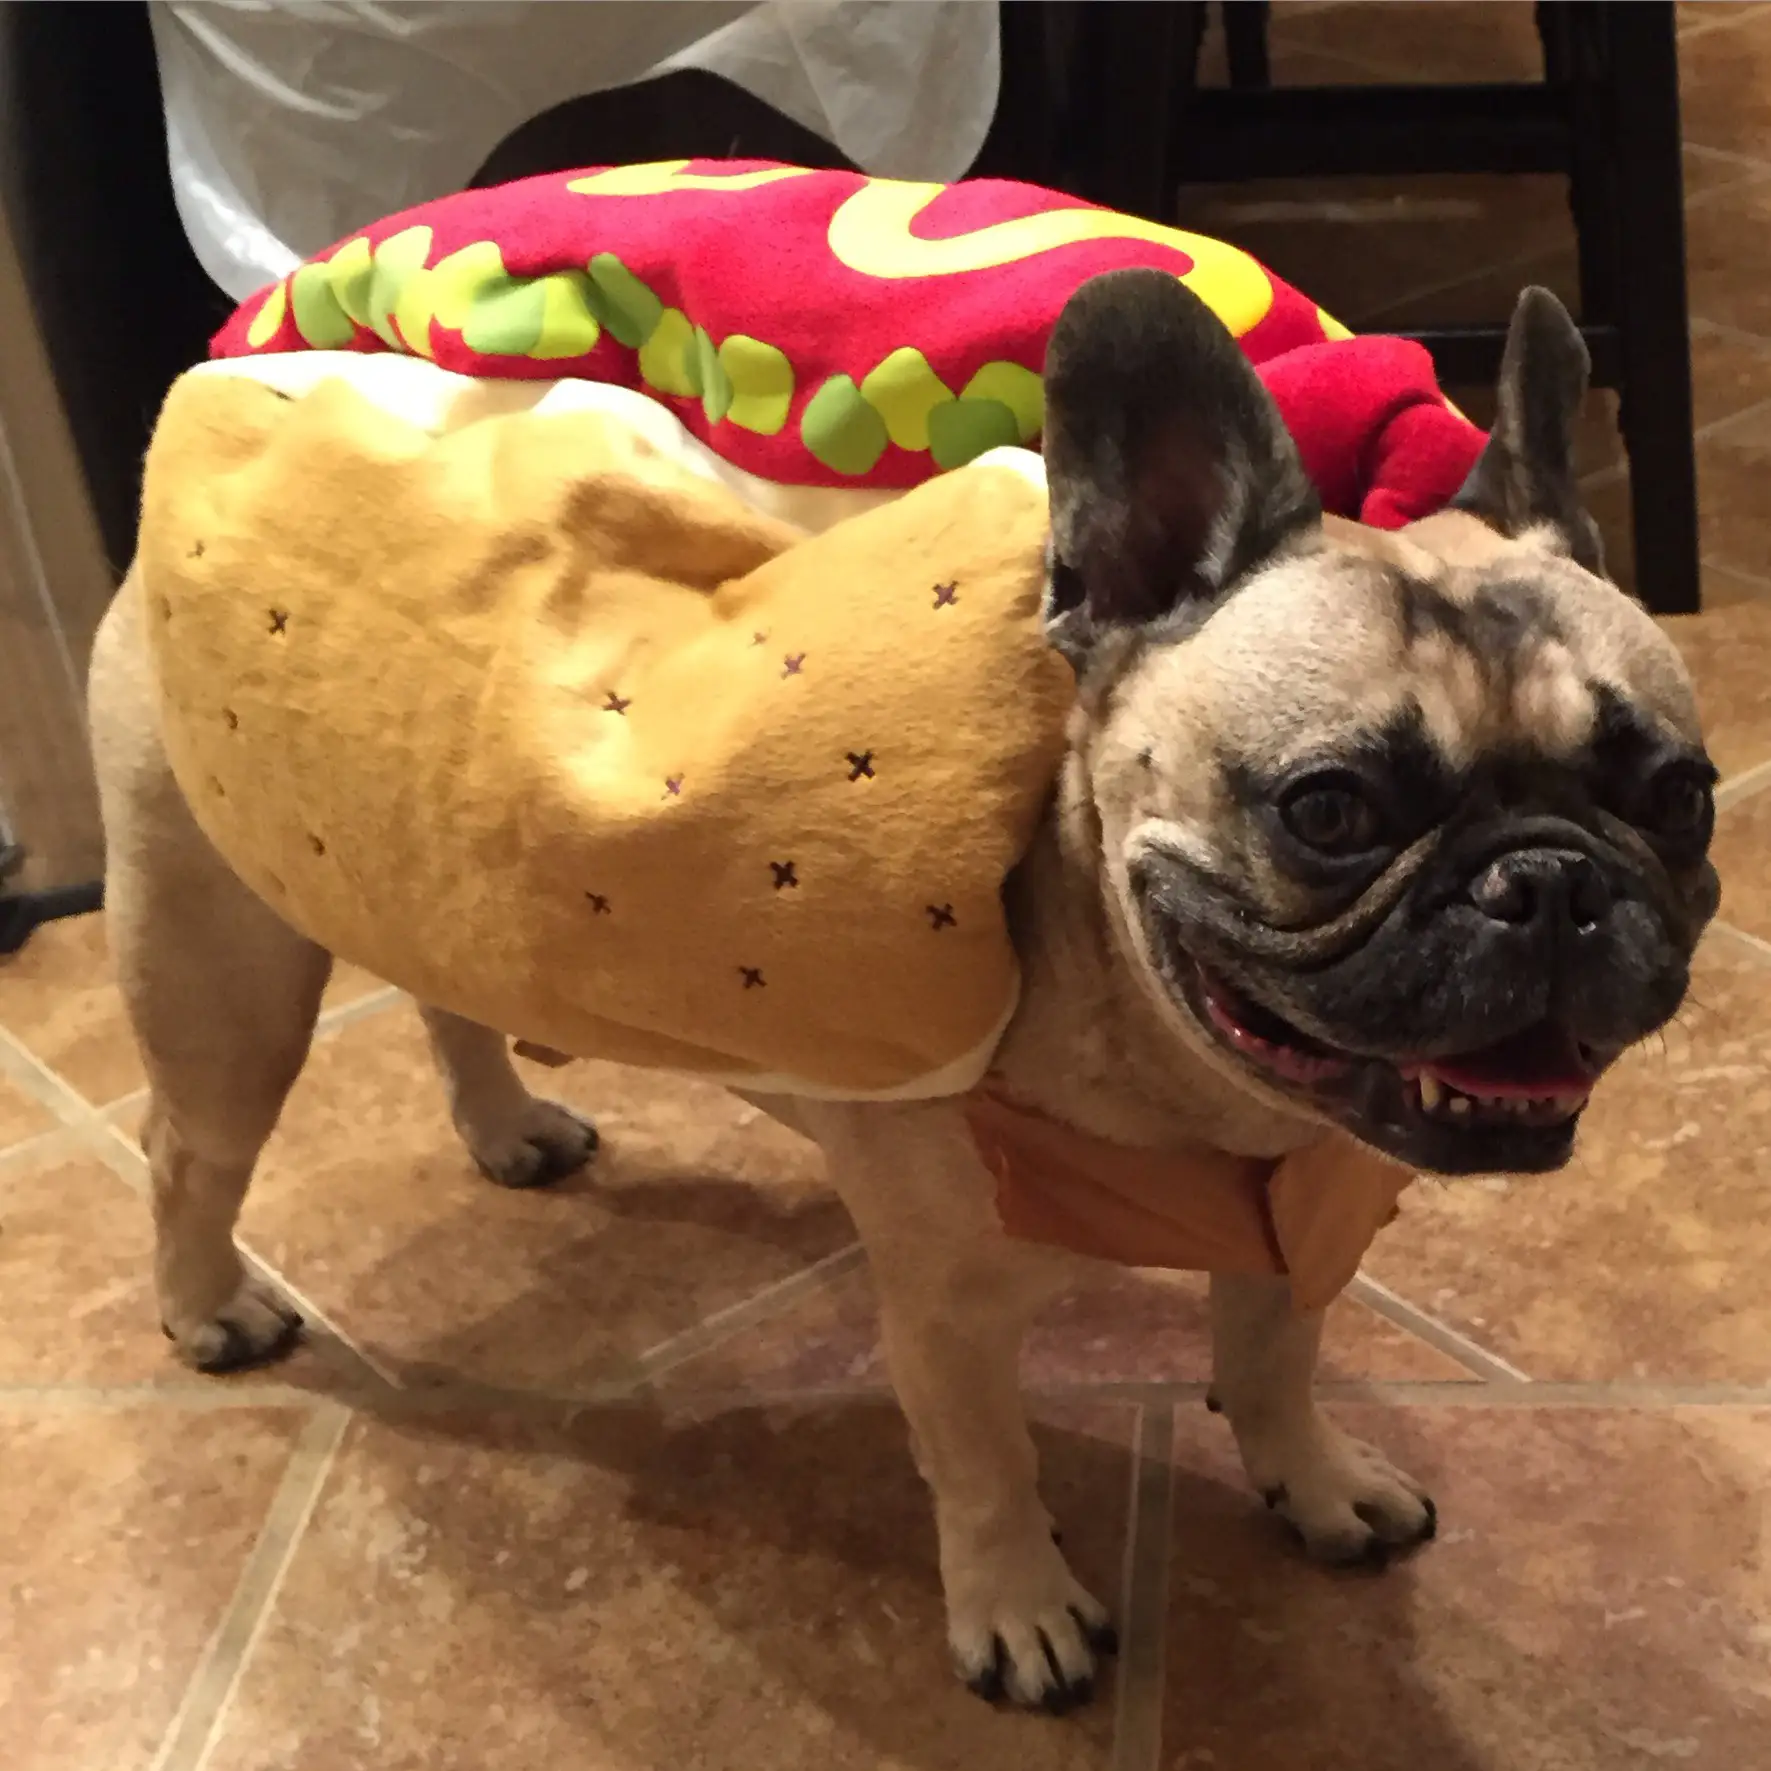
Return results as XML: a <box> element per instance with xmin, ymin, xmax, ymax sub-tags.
<box><xmin>140</xmin><ymin>162</ymin><xmax>1490</xmax><ymax>1305</ymax></box>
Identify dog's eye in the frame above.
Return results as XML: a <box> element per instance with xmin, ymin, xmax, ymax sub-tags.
<box><xmin>1643</xmin><ymin>762</ymin><xmax>1715</xmax><ymax>846</ymax></box>
<box><xmin>1280</xmin><ymin>776</ymin><xmax>1384</xmax><ymax>856</ymax></box>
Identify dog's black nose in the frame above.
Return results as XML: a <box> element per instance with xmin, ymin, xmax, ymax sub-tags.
<box><xmin>1470</xmin><ymin>850</ymin><xmax>1612</xmax><ymax>934</ymax></box>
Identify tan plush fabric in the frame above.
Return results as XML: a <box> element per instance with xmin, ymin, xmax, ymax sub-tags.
<box><xmin>139</xmin><ymin>370</ymin><xmax>1074</xmax><ymax>1097</ymax></box>
<box><xmin>967</xmin><ymin>1092</ymin><xmax>1410</xmax><ymax>1308</ymax></box>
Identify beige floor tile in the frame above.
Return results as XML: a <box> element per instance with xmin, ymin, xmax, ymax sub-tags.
<box><xmin>0</xmin><ymin>1403</ymin><xmax>313</xmax><ymax>1771</ymax></box>
<box><xmin>0</xmin><ymin>913</ymin><xmax>384</xmax><ymax>1111</ymax></box>
<box><xmin>664</xmin><ymin>1260</ymin><xmax>1476</xmax><ymax>1399</ymax></box>
<box><xmin>217</xmin><ymin>1004</ymin><xmax>848</xmax><ymax>1392</ymax></box>
<box><xmin>0</xmin><ymin>916</ymin><xmax>142</xmax><ymax>1108</ymax></box>
<box><xmin>1686</xmin><ymin>177</ymin><xmax>1771</xmax><ymax>337</ymax></box>
<box><xmin>1583</xmin><ymin>400</ymin><xmax>1771</xmax><ymax>605</ymax></box>
<box><xmin>1661</xmin><ymin>567</ymin><xmax>1771</xmax><ymax>780</ymax></box>
<box><xmin>1164</xmin><ymin>1403</ymin><xmax>1771</xmax><ymax>1769</ymax></box>
<box><xmin>198</xmin><ymin>1399</ymin><xmax>1132</xmax><ymax>1771</ymax></box>
<box><xmin>1363</xmin><ymin>930</ymin><xmax>1771</xmax><ymax>1382</ymax></box>
<box><xmin>1680</xmin><ymin>1</ymin><xmax>1771</xmax><ymax>42</ymax></box>
<box><xmin>1680</xmin><ymin>6</ymin><xmax>1771</xmax><ymax>159</ymax></box>
<box><xmin>1711</xmin><ymin>785</ymin><xmax>1771</xmax><ymax>942</ymax></box>
<box><xmin>0</xmin><ymin>1072</ymin><xmax>54</xmax><ymax>1149</ymax></box>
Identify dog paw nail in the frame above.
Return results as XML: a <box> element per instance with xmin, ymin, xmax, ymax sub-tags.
<box><xmin>964</xmin><ymin>1638</ymin><xmax>1008</xmax><ymax>1705</ymax></box>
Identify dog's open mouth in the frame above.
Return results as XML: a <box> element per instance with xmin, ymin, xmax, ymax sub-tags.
<box><xmin>1190</xmin><ymin>964</ymin><xmax>1602</xmax><ymax>1154</ymax></box>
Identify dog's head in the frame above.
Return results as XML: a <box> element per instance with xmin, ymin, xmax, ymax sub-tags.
<box><xmin>1044</xmin><ymin>271</ymin><xmax>1718</xmax><ymax>1175</ymax></box>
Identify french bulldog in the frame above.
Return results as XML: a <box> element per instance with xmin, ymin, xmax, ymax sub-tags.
<box><xmin>86</xmin><ymin>273</ymin><xmax>1715</xmax><ymax>1713</ymax></box>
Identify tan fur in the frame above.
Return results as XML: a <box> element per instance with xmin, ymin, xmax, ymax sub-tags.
<box><xmin>89</xmin><ymin>480</ymin><xmax>1701</xmax><ymax>1708</ymax></box>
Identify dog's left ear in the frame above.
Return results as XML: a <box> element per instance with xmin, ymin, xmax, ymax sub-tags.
<box><xmin>1043</xmin><ymin>268</ymin><xmax>1320</xmax><ymax>662</ymax></box>
<box><xmin>1453</xmin><ymin>286</ymin><xmax>1604</xmax><ymax>573</ymax></box>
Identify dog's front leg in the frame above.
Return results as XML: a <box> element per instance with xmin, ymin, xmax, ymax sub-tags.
<box><xmin>1209</xmin><ymin>1272</ymin><xmax>1436</xmax><ymax>1565</ymax></box>
<box><xmin>806</xmin><ymin>1102</ymin><xmax>1115</xmax><ymax>1711</ymax></box>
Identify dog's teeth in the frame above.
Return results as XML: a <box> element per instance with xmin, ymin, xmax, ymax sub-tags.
<box><xmin>1418</xmin><ymin>1074</ymin><xmax>1444</xmax><ymax>1111</ymax></box>
<box><xmin>1448</xmin><ymin>1093</ymin><xmax>1472</xmax><ymax>1116</ymax></box>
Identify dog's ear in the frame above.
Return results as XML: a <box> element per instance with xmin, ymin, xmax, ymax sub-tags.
<box><xmin>1453</xmin><ymin>287</ymin><xmax>1603</xmax><ymax>573</ymax></box>
<box><xmin>1042</xmin><ymin>268</ymin><xmax>1320</xmax><ymax>659</ymax></box>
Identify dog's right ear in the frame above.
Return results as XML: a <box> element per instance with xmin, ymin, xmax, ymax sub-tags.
<box><xmin>1042</xmin><ymin>269</ymin><xmax>1320</xmax><ymax>663</ymax></box>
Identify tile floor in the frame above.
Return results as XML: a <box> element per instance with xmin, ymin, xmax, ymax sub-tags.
<box><xmin>5</xmin><ymin>5</ymin><xmax>1771</xmax><ymax>1767</ymax></box>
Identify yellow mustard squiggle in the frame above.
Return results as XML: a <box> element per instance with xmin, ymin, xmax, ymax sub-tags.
<box><xmin>566</xmin><ymin>160</ymin><xmax>819</xmax><ymax>198</ymax></box>
<box><xmin>824</xmin><ymin>179</ymin><xmax>1275</xmax><ymax>335</ymax></box>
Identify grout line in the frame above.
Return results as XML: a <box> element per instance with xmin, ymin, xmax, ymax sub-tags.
<box><xmin>1359</xmin><ymin>236</ymin><xmax>1560</xmax><ymax>334</ymax></box>
<box><xmin>1681</xmin><ymin>138</ymin><xmax>1771</xmax><ymax>176</ymax></box>
<box><xmin>1716</xmin><ymin>757</ymin><xmax>1771</xmax><ymax>812</ymax></box>
<box><xmin>0</xmin><ymin>1121</ymin><xmax>87</xmax><ymax>1175</ymax></box>
<box><xmin>0</xmin><ymin>1020</ymin><xmax>111</xmax><ymax>1133</ymax></box>
<box><xmin>1577</xmin><ymin>387</ymin><xmax>1771</xmax><ymax>497</ymax></box>
<box><xmin>1</xmin><ymin>1371</ymin><xmax>1765</xmax><ymax>1416</ymax></box>
<box><xmin>1686</xmin><ymin>312</ymin><xmax>1771</xmax><ymax>354</ymax></box>
<box><xmin>0</xmin><ymin>1380</ymin><xmax>378</xmax><ymax>1411</ymax></box>
<box><xmin>1346</xmin><ymin>1275</ymin><xmax>1532</xmax><ymax>1382</ymax></box>
<box><xmin>1677</xmin><ymin>393</ymin><xmax>1771</xmax><ymax>448</ymax></box>
<box><xmin>1110</xmin><ymin>1402</ymin><xmax>1174</xmax><ymax>1771</ymax></box>
<box><xmin>313</xmin><ymin>983</ymin><xmax>402</xmax><ymax>1036</ymax></box>
<box><xmin>151</xmin><ymin>1402</ymin><xmax>350</xmax><ymax>1771</ymax></box>
<box><xmin>1314</xmin><ymin>1378</ymin><xmax>1771</xmax><ymax>1409</ymax></box>
<box><xmin>1678</xmin><ymin>1</ymin><xmax>1771</xmax><ymax>45</ymax></box>
<box><xmin>627</xmin><ymin>1240</ymin><xmax>866</xmax><ymax>1386</ymax></box>
<box><xmin>1708</xmin><ymin>920</ymin><xmax>1771</xmax><ymax>971</ymax></box>
<box><xmin>1699</xmin><ymin>552</ymin><xmax>1771</xmax><ymax>596</ymax></box>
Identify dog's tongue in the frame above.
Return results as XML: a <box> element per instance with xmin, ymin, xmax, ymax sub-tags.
<box><xmin>1415</xmin><ymin>1024</ymin><xmax>1593</xmax><ymax>1099</ymax></box>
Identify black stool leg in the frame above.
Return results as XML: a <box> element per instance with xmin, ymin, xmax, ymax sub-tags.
<box><xmin>1222</xmin><ymin>2</ymin><xmax>1271</xmax><ymax>90</ymax></box>
<box><xmin>1607</xmin><ymin>3</ymin><xmax>1700</xmax><ymax>613</ymax></box>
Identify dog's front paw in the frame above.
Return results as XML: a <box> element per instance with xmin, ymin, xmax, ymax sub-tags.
<box><xmin>944</xmin><ymin>1527</ymin><xmax>1117</xmax><ymax>1713</ymax></box>
<box><xmin>163</xmin><ymin>1276</ymin><xmax>303</xmax><ymax>1373</ymax></box>
<box><xmin>465</xmin><ymin>1097</ymin><xmax>599</xmax><ymax>1189</ymax></box>
<box><xmin>1241</xmin><ymin>1415</ymin><xmax>1435</xmax><ymax>1567</ymax></box>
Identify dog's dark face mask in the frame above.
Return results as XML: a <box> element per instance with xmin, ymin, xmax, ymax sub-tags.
<box><xmin>1043</xmin><ymin>273</ymin><xmax>1718</xmax><ymax>1175</ymax></box>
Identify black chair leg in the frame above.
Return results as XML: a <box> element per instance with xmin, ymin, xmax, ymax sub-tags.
<box><xmin>1222</xmin><ymin>2</ymin><xmax>1272</xmax><ymax>90</ymax></box>
<box><xmin>1607</xmin><ymin>3</ymin><xmax>1700</xmax><ymax>614</ymax></box>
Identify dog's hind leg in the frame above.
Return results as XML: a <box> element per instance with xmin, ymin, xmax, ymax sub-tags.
<box><xmin>1209</xmin><ymin>1271</ymin><xmax>1436</xmax><ymax>1565</ymax></box>
<box><xmin>418</xmin><ymin>1007</ymin><xmax>598</xmax><ymax>1189</ymax></box>
<box><xmin>91</xmin><ymin>581</ymin><xmax>322</xmax><ymax>1372</ymax></box>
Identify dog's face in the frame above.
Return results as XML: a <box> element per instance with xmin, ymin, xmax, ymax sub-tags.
<box><xmin>1043</xmin><ymin>274</ymin><xmax>1718</xmax><ymax>1175</ymax></box>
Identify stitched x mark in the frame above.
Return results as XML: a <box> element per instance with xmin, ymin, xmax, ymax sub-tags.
<box><xmin>740</xmin><ymin>966</ymin><xmax>766</xmax><ymax>989</ymax></box>
<box><xmin>663</xmin><ymin>775</ymin><xmax>684</xmax><ymax>799</ymax></box>
<box><xmin>188</xmin><ymin>540</ymin><xmax>206</xmax><ymax>560</ymax></box>
<box><xmin>604</xmin><ymin>690</ymin><xmax>632</xmax><ymax>715</ymax></box>
<box><xmin>268</xmin><ymin>608</ymin><xmax>289</xmax><ymax>635</ymax></box>
<box><xmin>782</xmin><ymin>653</ymin><xmax>806</xmax><ymax>678</ymax></box>
<box><xmin>846</xmin><ymin>751</ymin><xmax>874</xmax><ymax>781</ymax></box>
<box><xmin>771</xmin><ymin>861</ymin><xmax>798</xmax><ymax>890</ymax></box>
<box><xmin>927</xmin><ymin>903</ymin><xmax>957</xmax><ymax>931</ymax></box>
<box><xmin>752</xmin><ymin>631</ymin><xmax>769</xmax><ymax>647</ymax></box>
<box><xmin>585</xmin><ymin>893</ymin><xmax>612</xmax><ymax>915</ymax></box>
<box><xmin>933</xmin><ymin>581</ymin><xmax>958</xmax><ymax>608</ymax></box>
